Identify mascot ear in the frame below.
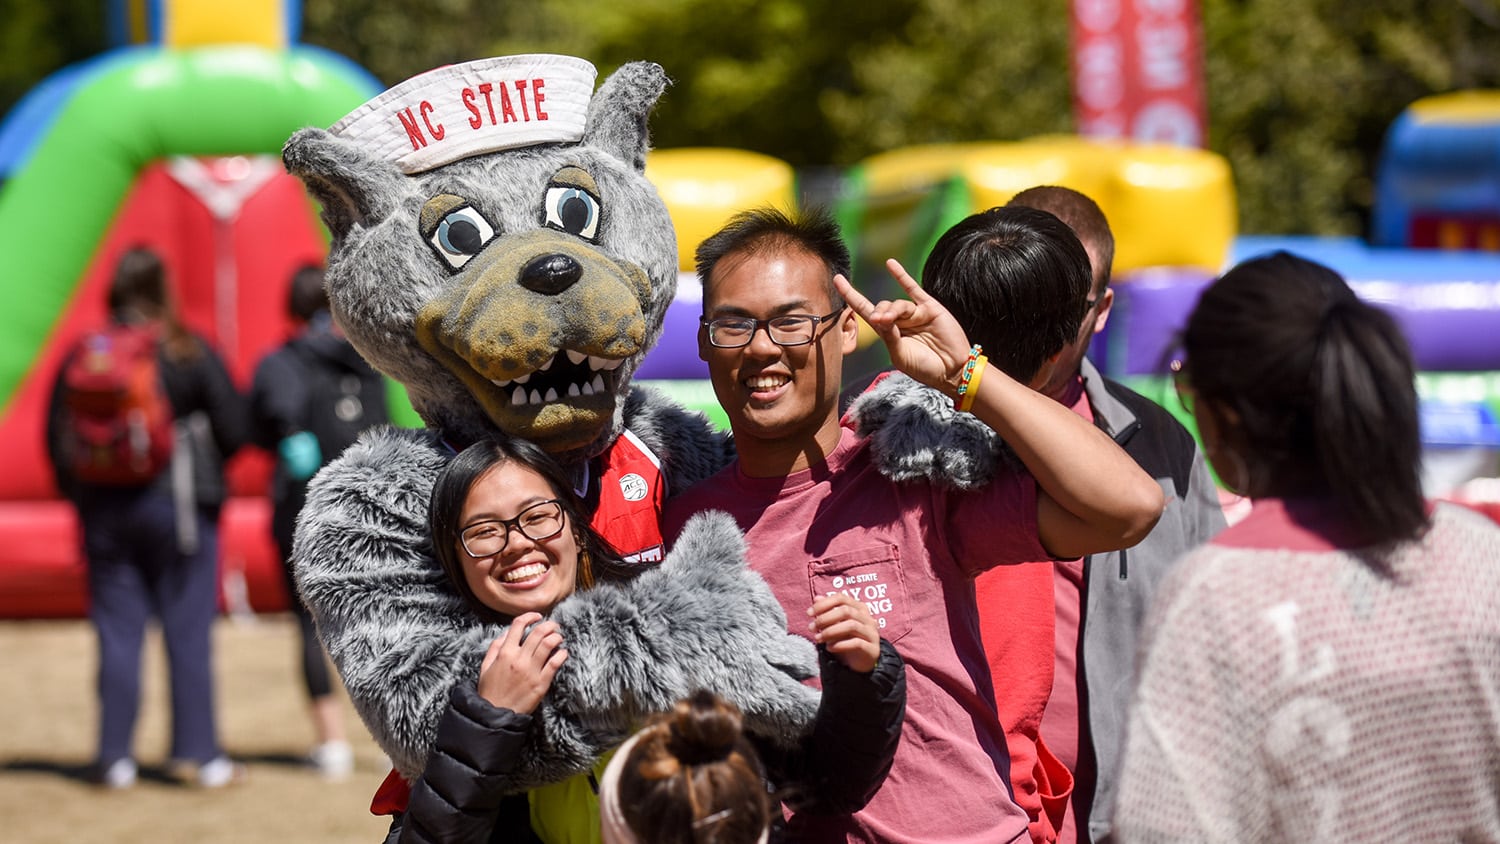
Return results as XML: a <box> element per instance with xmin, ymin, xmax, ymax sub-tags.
<box><xmin>283</xmin><ymin>127</ymin><xmax>408</xmax><ymax>243</ymax></box>
<box><xmin>583</xmin><ymin>62</ymin><xmax>669</xmax><ymax>173</ymax></box>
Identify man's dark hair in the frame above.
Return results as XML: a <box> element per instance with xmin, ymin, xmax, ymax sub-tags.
<box><xmin>1008</xmin><ymin>185</ymin><xmax>1116</xmax><ymax>292</ymax></box>
<box><xmin>921</xmin><ymin>206</ymin><xmax>1092</xmax><ymax>384</ymax></box>
<box><xmin>694</xmin><ymin>206</ymin><xmax>850</xmax><ymax>310</ymax></box>
<box><xmin>287</xmin><ymin>264</ymin><xmax>330</xmax><ymax>323</ymax></box>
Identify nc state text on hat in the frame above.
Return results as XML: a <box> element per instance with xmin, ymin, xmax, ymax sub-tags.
<box><xmin>397</xmin><ymin>78</ymin><xmax>551</xmax><ymax>152</ymax></box>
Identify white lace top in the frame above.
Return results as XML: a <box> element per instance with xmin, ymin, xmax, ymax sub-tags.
<box><xmin>1113</xmin><ymin>502</ymin><xmax>1500</xmax><ymax>843</ymax></box>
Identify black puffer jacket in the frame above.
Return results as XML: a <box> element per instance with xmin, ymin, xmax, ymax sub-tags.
<box><xmin>390</xmin><ymin>640</ymin><xmax>907</xmax><ymax>844</ymax></box>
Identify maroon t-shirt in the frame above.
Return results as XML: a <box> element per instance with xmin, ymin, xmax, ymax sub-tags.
<box><xmin>664</xmin><ymin>425</ymin><xmax>1047</xmax><ymax>843</ymax></box>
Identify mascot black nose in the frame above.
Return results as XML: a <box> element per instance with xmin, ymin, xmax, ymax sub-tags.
<box><xmin>519</xmin><ymin>253</ymin><xmax>582</xmax><ymax>295</ymax></box>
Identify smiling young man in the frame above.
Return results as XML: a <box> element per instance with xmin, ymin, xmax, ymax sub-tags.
<box><xmin>660</xmin><ymin>207</ymin><xmax>1164</xmax><ymax>844</ymax></box>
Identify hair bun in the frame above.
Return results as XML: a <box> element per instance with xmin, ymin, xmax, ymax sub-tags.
<box><xmin>664</xmin><ymin>689</ymin><xmax>744</xmax><ymax>765</ymax></box>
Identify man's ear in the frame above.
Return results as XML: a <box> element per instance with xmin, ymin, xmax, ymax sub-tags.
<box><xmin>583</xmin><ymin>62</ymin><xmax>669</xmax><ymax>173</ymax></box>
<box><xmin>1092</xmin><ymin>287</ymin><xmax>1116</xmax><ymax>335</ymax></box>
<box><xmin>697</xmin><ymin>325</ymin><xmax>710</xmax><ymax>362</ymax></box>
<box><xmin>839</xmin><ymin>306</ymin><xmax>860</xmax><ymax>355</ymax></box>
<box><xmin>283</xmin><ymin>128</ymin><xmax>407</xmax><ymax>245</ymax></box>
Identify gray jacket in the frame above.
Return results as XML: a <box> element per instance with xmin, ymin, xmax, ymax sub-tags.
<box><xmin>1075</xmin><ymin>358</ymin><xmax>1226</xmax><ymax>842</ymax></box>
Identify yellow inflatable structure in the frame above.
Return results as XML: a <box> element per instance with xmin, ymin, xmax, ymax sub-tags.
<box><xmin>847</xmin><ymin>137</ymin><xmax>1237</xmax><ymax>276</ymax></box>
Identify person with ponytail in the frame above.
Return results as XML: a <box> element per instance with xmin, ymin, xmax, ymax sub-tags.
<box><xmin>599</xmin><ymin>691</ymin><xmax>773</xmax><ymax>844</ymax></box>
<box><xmin>1111</xmin><ymin>252</ymin><xmax>1500</xmax><ymax>841</ymax></box>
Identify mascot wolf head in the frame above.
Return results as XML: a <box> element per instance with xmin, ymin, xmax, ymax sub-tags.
<box><xmin>284</xmin><ymin>56</ymin><xmax>676</xmax><ymax>463</ymax></box>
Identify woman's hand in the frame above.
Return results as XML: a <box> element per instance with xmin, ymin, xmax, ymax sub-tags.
<box><xmin>808</xmin><ymin>594</ymin><xmax>881</xmax><ymax>674</ymax></box>
<box><xmin>834</xmin><ymin>260</ymin><xmax>974</xmax><ymax>399</ymax></box>
<box><xmin>476</xmin><ymin>612</ymin><xmax>568</xmax><ymax>714</ymax></box>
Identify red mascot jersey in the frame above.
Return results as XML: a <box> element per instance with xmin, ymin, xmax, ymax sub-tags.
<box><xmin>372</xmin><ymin>428</ymin><xmax>669</xmax><ymax>815</ymax></box>
<box><xmin>582</xmin><ymin>427</ymin><xmax>667</xmax><ymax>563</ymax></box>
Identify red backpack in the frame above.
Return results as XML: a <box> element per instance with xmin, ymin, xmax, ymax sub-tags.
<box><xmin>59</xmin><ymin>325</ymin><xmax>176</xmax><ymax>486</ymax></box>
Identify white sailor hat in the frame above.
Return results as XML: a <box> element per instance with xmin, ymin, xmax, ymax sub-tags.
<box><xmin>331</xmin><ymin>54</ymin><xmax>597</xmax><ymax>175</ymax></box>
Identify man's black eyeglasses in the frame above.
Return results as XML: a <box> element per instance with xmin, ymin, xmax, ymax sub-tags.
<box><xmin>701</xmin><ymin>305</ymin><xmax>847</xmax><ymax>349</ymax></box>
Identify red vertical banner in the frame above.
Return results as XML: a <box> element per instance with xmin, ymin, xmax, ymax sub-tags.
<box><xmin>1072</xmin><ymin>0</ymin><xmax>1208</xmax><ymax>147</ymax></box>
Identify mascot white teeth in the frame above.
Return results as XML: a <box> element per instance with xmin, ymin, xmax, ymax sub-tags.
<box><xmin>282</xmin><ymin>55</ymin><xmax>814</xmax><ymax>795</ymax></box>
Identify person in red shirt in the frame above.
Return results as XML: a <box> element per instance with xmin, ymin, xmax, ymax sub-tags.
<box><xmin>982</xmin><ymin>188</ymin><xmax>1223</xmax><ymax>843</ymax></box>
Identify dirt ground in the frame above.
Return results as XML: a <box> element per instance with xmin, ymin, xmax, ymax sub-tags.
<box><xmin>1</xmin><ymin>615</ymin><xmax>393</xmax><ymax>843</ymax></box>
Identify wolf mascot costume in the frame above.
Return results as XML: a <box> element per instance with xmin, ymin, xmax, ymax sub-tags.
<box><xmin>282</xmin><ymin>55</ymin><xmax>978</xmax><ymax>801</ymax></box>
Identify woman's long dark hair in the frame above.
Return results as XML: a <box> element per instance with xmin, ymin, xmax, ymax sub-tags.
<box><xmin>107</xmin><ymin>246</ymin><xmax>200</xmax><ymax>362</ymax></box>
<box><xmin>429</xmin><ymin>436</ymin><xmax>628</xmax><ymax>621</ymax></box>
<box><xmin>1183</xmin><ymin>251</ymin><xmax>1429</xmax><ymax>545</ymax></box>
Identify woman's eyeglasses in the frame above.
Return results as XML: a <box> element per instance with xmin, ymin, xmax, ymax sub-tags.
<box><xmin>460</xmin><ymin>499</ymin><xmax>566</xmax><ymax>557</ymax></box>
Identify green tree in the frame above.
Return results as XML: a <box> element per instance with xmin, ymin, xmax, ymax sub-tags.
<box><xmin>300</xmin><ymin>0</ymin><xmax>553</xmax><ymax>87</ymax></box>
<box><xmin>7</xmin><ymin>0</ymin><xmax>1497</xmax><ymax>238</ymax></box>
<box><xmin>1201</xmin><ymin>0</ymin><xmax>1500</xmax><ymax>235</ymax></box>
<box><xmin>0</xmin><ymin>0</ymin><xmax>104</xmax><ymax>118</ymax></box>
<box><xmin>488</xmin><ymin>0</ymin><xmax>924</xmax><ymax>167</ymax></box>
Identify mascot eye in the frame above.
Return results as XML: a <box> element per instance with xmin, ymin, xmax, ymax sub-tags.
<box><xmin>429</xmin><ymin>206</ymin><xmax>496</xmax><ymax>269</ymax></box>
<box><xmin>543</xmin><ymin>186</ymin><xmax>600</xmax><ymax>241</ymax></box>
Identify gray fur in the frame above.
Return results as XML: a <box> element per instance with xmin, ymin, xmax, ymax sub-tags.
<box><xmin>506</xmin><ymin>511</ymin><xmax>819</xmax><ymax>791</ymax></box>
<box><xmin>283</xmin><ymin>62</ymin><xmax>745</xmax><ymax>788</ymax></box>
<box><xmin>583</xmin><ymin>61</ymin><xmax>668</xmax><ymax>171</ymax></box>
<box><xmin>621</xmin><ymin>384</ymin><xmax>738</xmax><ymax>492</ymax></box>
<box><xmin>847</xmin><ymin>372</ymin><xmax>1014</xmax><ymax>490</ymax></box>
<box><xmin>293</xmin><ymin>425</ymin><xmax>817</xmax><ymax>785</ymax></box>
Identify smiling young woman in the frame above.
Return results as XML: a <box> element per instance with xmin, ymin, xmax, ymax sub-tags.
<box><xmin>429</xmin><ymin>436</ymin><xmax>626</xmax><ymax>624</ymax></box>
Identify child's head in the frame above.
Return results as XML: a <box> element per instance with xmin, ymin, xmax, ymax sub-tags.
<box><xmin>600</xmin><ymin>690</ymin><xmax>772</xmax><ymax>844</ymax></box>
<box><xmin>429</xmin><ymin>436</ymin><xmax>619</xmax><ymax>621</ymax></box>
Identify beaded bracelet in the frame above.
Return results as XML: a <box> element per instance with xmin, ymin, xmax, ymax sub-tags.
<box><xmin>954</xmin><ymin>344</ymin><xmax>984</xmax><ymax>411</ymax></box>
<box><xmin>958</xmin><ymin>355</ymin><xmax>988</xmax><ymax>413</ymax></box>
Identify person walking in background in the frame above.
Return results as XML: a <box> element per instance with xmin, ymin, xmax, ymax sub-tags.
<box><xmin>249</xmin><ymin>264</ymin><xmax>388</xmax><ymax>781</ymax></box>
<box><xmin>992</xmin><ymin>187</ymin><xmax>1225</xmax><ymax>843</ymax></box>
<box><xmin>46</xmin><ymin>246</ymin><xmax>248</xmax><ymax>789</ymax></box>
<box><xmin>1112</xmin><ymin>252</ymin><xmax>1500</xmax><ymax>841</ymax></box>
<box><xmin>599</xmin><ymin>690</ymin><xmax>774</xmax><ymax>844</ymax></box>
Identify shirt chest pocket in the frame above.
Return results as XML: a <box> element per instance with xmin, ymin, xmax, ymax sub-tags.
<box><xmin>809</xmin><ymin>544</ymin><xmax>911</xmax><ymax>644</ymax></box>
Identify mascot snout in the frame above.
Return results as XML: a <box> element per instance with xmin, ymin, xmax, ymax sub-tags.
<box><xmin>416</xmin><ymin>227</ymin><xmax>650</xmax><ymax>452</ymax></box>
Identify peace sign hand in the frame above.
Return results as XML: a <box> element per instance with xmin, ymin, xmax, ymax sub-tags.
<box><xmin>834</xmin><ymin>259</ymin><xmax>975</xmax><ymax>398</ymax></box>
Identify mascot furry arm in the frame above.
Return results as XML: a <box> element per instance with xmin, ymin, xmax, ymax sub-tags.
<box><xmin>283</xmin><ymin>55</ymin><xmax>969</xmax><ymax>790</ymax></box>
<box><xmin>294</xmin><ymin>425</ymin><xmax>816</xmax><ymax>784</ymax></box>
